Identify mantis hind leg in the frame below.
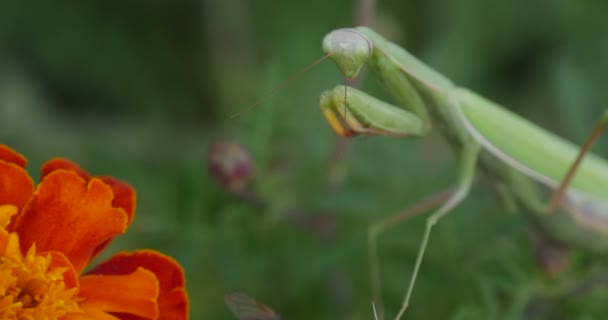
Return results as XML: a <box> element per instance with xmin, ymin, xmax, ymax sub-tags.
<box><xmin>547</xmin><ymin>110</ymin><xmax>608</xmax><ymax>212</ymax></box>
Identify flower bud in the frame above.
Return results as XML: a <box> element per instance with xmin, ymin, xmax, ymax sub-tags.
<box><xmin>207</xmin><ymin>140</ymin><xmax>254</xmax><ymax>192</ymax></box>
<box><xmin>535</xmin><ymin>242</ymin><xmax>569</xmax><ymax>276</ymax></box>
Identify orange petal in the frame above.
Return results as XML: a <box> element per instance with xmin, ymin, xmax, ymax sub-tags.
<box><xmin>0</xmin><ymin>159</ymin><xmax>35</xmax><ymax>215</ymax></box>
<box><xmin>98</xmin><ymin>177</ymin><xmax>136</xmax><ymax>223</ymax></box>
<box><xmin>40</xmin><ymin>160</ymin><xmax>135</xmax><ymax>224</ymax></box>
<box><xmin>88</xmin><ymin>250</ymin><xmax>189</xmax><ymax>320</ymax></box>
<box><xmin>62</xmin><ymin>308</ymin><xmax>121</xmax><ymax>320</ymax></box>
<box><xmin>12</xmin><ymin>170</ymin><xmax>128</xmax><ymax>274</ymax></box>
<box><xmin>0</xmin><ymin>144</ymin><xmax>27</xmax><ymax>168</ymax></box>
<box><xmin>0</xmin><ymin>204</ymin><xmax>17</xmax><ymax>228</ymax></box>
<box><xmin>158</xmin><ymin>287</ymin><xmax>190</xmax><ymax>320</ymax></box>
<box><xmin>79</xmin><ymin>267</ymin><xmax>159</xmax><ymax>319</ymax></box>
<box><xmin>45</xmin><ymin>250</ymin><xmax>79</xmax><ymax>290</ymax></box>
<box><xmin>41</xmin><ymin>158</ymin><xmax>91</xmax><ymax>181</ymax></box>
<box><xmin>90</xmin><ymin>177</ymin><xmax>137</xmax><ymax>260</ymax></box>
<box><xmin>1</xmin><ymin>232</ymin><xmax>22</xmax><ymax>260</ymax></box>
<box><xmin>0</xmin><ymin>224</ymin><xmax>11</xmax><ymax>255</ymax></box>
<box><xmin>40</xmin><ymin>160</ymin><xmax>137</xmax><ymax>261</ymax></box>
<box><xmin>100</xmin><ymin>288</ymin><xmax>189</xmax><ymax>320</ymax></box>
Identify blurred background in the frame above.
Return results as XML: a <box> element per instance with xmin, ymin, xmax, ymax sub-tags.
<box><xmin>2</xmin><ymin>0</ymin><xmax>608</xmax><ymax>319</ymax></box>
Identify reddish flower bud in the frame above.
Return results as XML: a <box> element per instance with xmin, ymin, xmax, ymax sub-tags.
<box><xmin>207</xmin><ymin>140</ymin><xmax>254</xmax><ymax>192</ymax></box>
<box><xmin>535</xmin><ymin>242</ymin><xmax>569</xmax><ymax>277</ymax></box>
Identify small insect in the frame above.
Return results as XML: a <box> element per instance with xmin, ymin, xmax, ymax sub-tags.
<box><xmin>225</xmin><ymin>292</ymin><xmax>281</xmax><ymax>320</ymax></box>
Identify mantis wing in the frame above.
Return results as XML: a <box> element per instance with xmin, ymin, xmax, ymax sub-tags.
<box><xmin>458</xmin><ymin>88</ymin><xmax>608</xmax><ymax>201</ymax></box>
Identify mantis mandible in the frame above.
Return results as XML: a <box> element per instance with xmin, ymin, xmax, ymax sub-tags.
<box><xmin>319</xmin><ymin>27</ymin><xmax>608</xmax><ymax>319</ymax></box>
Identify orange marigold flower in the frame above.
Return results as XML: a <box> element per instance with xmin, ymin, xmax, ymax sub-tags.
<box><xmin>0</xmin><ymin>144</ymin><xmax>189</xmax><ymax>320</ymax></box>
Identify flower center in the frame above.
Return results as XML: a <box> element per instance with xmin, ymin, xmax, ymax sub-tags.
<box><xmin>0</xmin><ymin>240</ymin><xmax>81</xmax><ymax>318</ymax></box>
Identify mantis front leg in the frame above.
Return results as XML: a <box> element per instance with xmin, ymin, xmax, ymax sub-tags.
<box><xmin>393</xmin><ymin>144</ymin><xmax>479</xmax><ymax>320</ymax></box>
<box><xmin>369</xmin><ymin>188</ymin><xmax>455</xmax><ymax>320</ymax></box>
<box><xmin>321</xmin><ymin>85</ymin><xmax>481</xmax><ymax>318</ymax></box>
<box><xmin>320</xmin><ymin>85</ymin><xmax>427</xmax><ymax>138</ymax></box>
<box><xmin>368</xmin><ymin>145</ymin><xmax>479</xmax><ymax>320</ymax></box>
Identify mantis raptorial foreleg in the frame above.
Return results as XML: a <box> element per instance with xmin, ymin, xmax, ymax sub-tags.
<box><xmin>319</xmin><ymin>55</ymin><xmax>477</xmax><ymax>317</ymax></box>
<box><xmin>320</xmin><ymin>83</ymin><xmax>481</xmax><ymax>319</ymax></box>
<box><xmin>319</xmin><ymin>85</ymin><xmax>426</xmax><ymax>138</ymax></box>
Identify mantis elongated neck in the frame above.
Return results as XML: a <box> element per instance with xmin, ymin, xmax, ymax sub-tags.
<box><xmin>356</xmin><ymin>26</ymin><xmax>474</xmax><ymax>144</ymax></box>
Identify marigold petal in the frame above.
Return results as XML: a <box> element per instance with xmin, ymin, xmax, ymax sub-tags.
<box><xmin>40</xmin><ymin>161</ymin><xmax>135</xmax><ymax>224</ymax></box>
<box><xmin>0</xmin><ymin>204</ymin><xmax>17</xmax><ymax>228</ymax></box>
<box><xmin>45</xmin><ymin>251</ymin><xmax>79</xmax><ymax>290</ymax></box>
<box><xmin>106</xmin><ymin>288</ymin><xmax>189</xmax><ymax>320</ymax></box>
<box><xmin>0</xmin><ymin>160</ymin><xmax>35</xmax><ymax>215</ymax></box>
<box><xmin>79</xmin><ymin>267</ymin><xmax>159</xmax><ymax>319</ymax></box>
<box><xmin>40</xmin><ymin>160</ymin><xmax>136</xmax><ymax>262</ymax></box>
<box><xmin>98</xmin><ymin>177</ymin><xmax>136</xmax><ymax>223</ymax></box>
<box><xmin>158</xmin><ymin>287</ymin><xmax>190</xmax><ymax>320</ymax></box>
<box><xmin>41</xmin><ymin>158</ymin><xmax>91</xmax><ymax>181</ymax></box>
<box><xmin>90</xmin><ymin>177</ymin><xmax>137</xmax><ymax>260</ymax></box>
<box><xmin>88</xmin><ymin>250</ymin><xmax>186</xmax><ymax>293</ymax></box>
<box><xmin>88</xmin><ymin>250</ymin><xmax>189</xmax><ymax>320</ymax></box>
<box><xmin>62</xmin><ymin>308</ymin><xmax>121</xmax><ymax>320</ymax></box>
<box><xmin>0</xmin><ymin>144</ymin><xmax>27</xmax><ymax>168</ymax></box>
<box><xmin>0</xmin><ymin>224</ymin><xmax>11</xmax><ymax>255</ymax></box>
<box><xmin>13</xmin><ymin>170</ymin><xmax>128</xmax><ymax>274</ymax></box>
<box><xmin>1</xmin><ymin>232</ymin><xmax>22</xmax><ymax>260</ymax></box>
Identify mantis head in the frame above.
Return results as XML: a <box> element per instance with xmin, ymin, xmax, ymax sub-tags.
<box><xmin>322</xmin><ymin>28</ymin><xmax>372</xmax><ymax>79</ymax></box>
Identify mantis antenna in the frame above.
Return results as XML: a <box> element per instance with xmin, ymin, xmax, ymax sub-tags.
<box><xmin>232</xmin><ymin>28</ymin><xmax>373</xmax><ymax>120</ymax></box>
<box><xmin>230</xmin><ymin>53</ymin><xmax>330</xmax><ymax>119</ymax></box>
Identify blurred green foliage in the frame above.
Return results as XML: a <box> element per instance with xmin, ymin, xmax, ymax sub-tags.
<box><xmin>1</xmin><ymin>0</ymin><xmax>608</xmax><ymax>319</ymax></box>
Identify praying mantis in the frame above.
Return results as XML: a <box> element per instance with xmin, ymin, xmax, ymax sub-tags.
<box><xmin>317</xmin><ymin>27</ymin><xmax>608</xmax><ymax>319</ymax></box>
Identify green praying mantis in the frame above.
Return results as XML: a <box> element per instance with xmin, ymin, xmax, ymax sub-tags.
<box><xmin>316</xmin><ymin>27</ymin><xmax>608</xmax><ymax>319</ymax></box>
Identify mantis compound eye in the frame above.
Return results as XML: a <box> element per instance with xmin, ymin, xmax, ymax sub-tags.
<box><xmin>322</xmin><ymin>28</ymin><xmax>372</xmax><ymax>79</ymax></box>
